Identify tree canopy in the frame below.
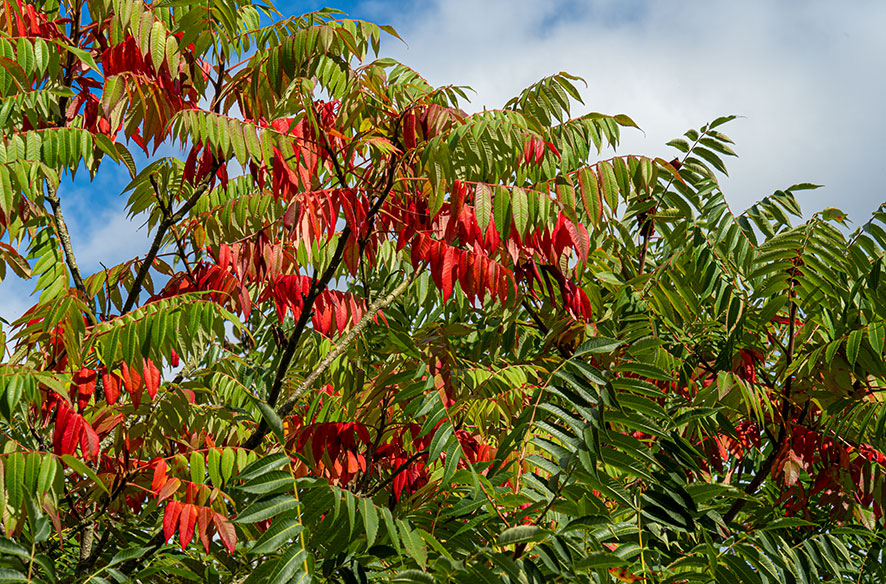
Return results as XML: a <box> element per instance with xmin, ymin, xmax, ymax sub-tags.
<box><xmin>1</xmin><ymin>1</ymin><xmax>886</xmax><ymax>582</ymax></box>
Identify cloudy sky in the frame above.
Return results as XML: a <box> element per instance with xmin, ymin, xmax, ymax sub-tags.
<box><xmin>2</xmin><ymin>0</ymin><xmax>885</xmax><ymax>327</ymax></box>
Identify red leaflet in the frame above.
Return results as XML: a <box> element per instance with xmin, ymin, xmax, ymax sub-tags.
<box><xmin>91</xmin><ymin>410</ymin><xmax>124</xmax><ymax>437</ymax></box>
<box><xmin>52</xmin><ymin>401</ymin><xmax>99</xmax><ymax>460</ymax></box>
<box><xmin>179</xmin><ymin>503</ymin><xmax>197</xmax><ymax>549</ymax></box>
<box><xmin>101</xmin><ymin>369</ymin><xmax>121</xmax><ymax>405</ymax></box>
<box><xmin>119</xmin><ymin>362</ymin><xmax>142</xmax><ymax>395</ymax></box>
<box><xmin>142</xmin><ymin>359</ymin><xmax>161</xmax><ymax>400</ymax></box>
<box><xmin>197</xmin><ymin>506</ymin><xmax>214</xmax><ymax>553</ymax></box>
<box><xmin>403</xmin><ymin>112</ymin><xmax>417</xmax><ymax>149</ymax></box>
<box><xmin>72</xmin><ymin>368</ymin><xmax>97</xmax><ymax>410</ymax></box>
<box><xmin>79</xmin><ymin>423</ymin><xmax>100</xmax><ymax>462</ymax></box>
<box><xmin>216</xmin><ymin>163</ymin><xmax>229</xmax><ymax>190</ymax></box>
<box><xmin>157</xmin><ymin>478</ymin><xmax>181</xmax><ymax>502</ymax></box>
<box><xmin>441</xmin><ymin>245</ymin><xmax>457</xmax><ymax>302</ymax></box>
<box><xmin>183</xmin><ymin>145</ymin><xmax>201</xmax><ymax>184</ymax></box>
<box><xmin>564</xmin><ymin>219</ymin><xmax>590</xmax><ymax>265</ymax></box>
<box><xmin>735</xmin><ymin>349</ymin><xmax>763</xmax><ymax>384</ymax></box>
<box><xmin>213</xmin><ymin>512</ymin><xmax>237</xmax><ymax>553</ymax></box>
<box><xmin>152</xmin><ymin>459</ymin><xmax>169</xmax><ymax>493</ymax></box>
<box><xmin>53</xmin><ymin>403</ymin><xmax>80</xmax><ymax>455</ymax></box>
<box><xmin>446</xmin><ymin>182</ymin><xmax>468</xmax><ymax>241</ymax></box>
<box><xmin>163</xmin><ymin>501</ymin><xmax>183</xmax><ymax>543</ymax></box>
<box><xmin>197</xmin><ymin>148</ymin><xmax>215</xmax><ymax>183</ymax></box>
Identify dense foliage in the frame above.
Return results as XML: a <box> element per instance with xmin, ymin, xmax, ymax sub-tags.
<box><xmin>2</xmin><ymin>1</ymin><xmax>886</xmax><ymax>582</ymax></box>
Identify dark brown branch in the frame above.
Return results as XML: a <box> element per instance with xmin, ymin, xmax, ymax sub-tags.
<box><xmin>45</xmin><ymin>187</ymin><xmax>97</xmax><ymax>325</ymax></box>
<box><xmin>209</xmin><ymin>54</ymin><xmax>226</xmax><ymax>115</ymax></box>
<box><xmin>120</xmin><ymin>171</ymin><xmax>217</xmax><ymax>314</ymax></box>
<box><xmin>244</xmin><ymin>110</ymin><xmax>402</xmax><ymax>447</ymax></box>
<box><xmin>521</xmin><ymin>298</ymin><xmax>570</xmax><ymax>358</ymax></box>
<box><xmin>521</xmin><ymin>298</ymin><xmax>549</xmax><ymax>334</ymax></box>
<box><xmin>243</xmin><ymin>225</ymin><xmax>352</xmax><ymax>450</ymax></box>
<box><xmin>723</xmin><ymin>299</ymin><xmax>797</xmax><ymax>524</ymax></box>
<box><xmin>637</xmin><ymin>217</ymin><xmax>654</xmax><ymax>276</ymax></box>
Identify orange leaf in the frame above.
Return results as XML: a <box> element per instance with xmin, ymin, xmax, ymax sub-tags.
<box><xmin>151</xmin><ymin>459</ymin><xmax>168</xmax><ymax>493</ymax></box>
<box><xmin>157</xmin><ymin>477</ymin><xmax>181</xmax><ymax>502</ymax></box>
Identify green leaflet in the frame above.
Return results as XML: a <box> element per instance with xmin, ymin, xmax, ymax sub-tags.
<box><xmin>360</xmin><ymin>497</ymin><xmax>379</xmax><ymax>548</ymax></box>
<box><xmin>511</xmin><ymin>187</ymin><xmax>529</xmax><ymax>237</ymax></box>
<box><xmin>475</xmin><ymin>183</ymin><xmax>493</xmax><ymax>235</ymax></box>
<box><xmin>493</xmin><ymin>186</ymin><xmax>511</xmax><ymax>238</ymax></box>
<box><xmin>235</xmin><ymin>495</ymin><xmax>303</xmax><ymax>524</ymax></box>
<box><xmin>597</xmin><ymin>160</ymin><xmax>619</xmax><ymax>210</ymax></box>
<box><xmin>249</xmin><ymin>512</ymin><xmax>304</xmax><ymax>555</ymax></box>
<box><xmin>496</xmin><ymin>525</ymin><xmax>546</xmax><ymax>547</ymax></box>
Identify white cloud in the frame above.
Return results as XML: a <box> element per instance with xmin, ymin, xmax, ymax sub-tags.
<box><xmin>68</xmin><ymin>200</ymin><xmax>154</xmax><ymax>272</ymax></box>
<box><xmin>370</xmin><ymin>0</ymin><xmax>886</xmax><ymax>221</ymax></box>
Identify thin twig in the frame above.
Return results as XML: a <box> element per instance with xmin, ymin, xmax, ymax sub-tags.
<box><xmin>151</xmin><ymin>174</ymin><xmax>197</xmax><ymax>286</ymax></box>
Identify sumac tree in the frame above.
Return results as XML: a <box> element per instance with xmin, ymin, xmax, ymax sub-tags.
<box><xmin>1</xmin><ymin>0</ymin><xmax>886</xmax><ymax>582</ymax></box>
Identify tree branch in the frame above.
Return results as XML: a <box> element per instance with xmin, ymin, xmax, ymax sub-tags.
<box><xmin>723</xmin><ymin>298</ymin><xmax>797</xmax><ymax>524</ymax></box>
<box><xmin>120</xmin><ymin>172</ymin><xmax>216</xmax><ymax>314</ymax></box>
<box><xmin>243</xmin><ymin>226</ymin><xmax>351</xmax><ymax>449</ymax></box>
<box><xmin>637</xmin><ymin>216</ymin><xmax>654</xmax><ymax>276</ymax></box>
<box><xmin>45</xmin><ymin>186</ymin><xmax>97</xmax><ymax>325</ymax></box>
<box><xmin>244</xmin><ymin>119</ymin><xmax>402</xmax><ymax>448</ymax></box>
<box><xmin>75</xmin><ymin>520</ymin><xmax>95</xmax><ymax>577</ymax></box>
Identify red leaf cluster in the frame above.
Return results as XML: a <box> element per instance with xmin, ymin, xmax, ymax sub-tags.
<box><xmin>52</xmin><ymin>400</ymin><xmax>99</xmax><ymax>460</ymax></box>
<box><xmin>152</xmin><ymin>261</ymin><xmax>249</xmax><ymax>317</ymax></box>
<box><xmin>287</xmin><ymin>421</ymin><xmax>371</xmax><ymax>486</ymax></box>
<box><xmin>386</xmin><ymin>181</ymin><xmax>593</xmax><ymax>319</ymax></box>
<box><xmin>521</xmin><ymin>136</ymin><xmax>559</xmax><ymax>167</ymax></box>
<box><xmin>100</xmin><ymin>36</ymin><xmax>196</xmax><ymax>148</ymax></box>
<box><xmin>1</xmin><ymin>0</ymin><xmax>61</xmax><ymax>39</ymax></box>
<box><xmin>263</xmin><ymin>274</ymin><xmax>378</xmax><ymax>337</ymax></box>
<box><xmin>163</xmin><ymin>500</ymin><xmax>236</xmax><ymax>553</ymax></box>
<box><xmin>264</xmin><ymin>106</ymin><xmax>339</xmax><ymax>199</ymax></box>
<box><xmin>409</xmin><ymin>232</ymin><xmax>515</xmax><ymax>304</ymax></box>
<box><xmin>183</xmin><ymin>144</ymin><xmax>226</xmax><ymax>187</ymax></box>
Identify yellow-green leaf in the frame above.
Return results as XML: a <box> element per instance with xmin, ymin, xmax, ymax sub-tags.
<box><xmin>474</xmin><ymin>183</ymin><xmax>492</xmax><ymax>235</ymax></box>
<box><xmin>597</xmin><ymin>160</ymin><xmax>619</xmax><ymax>210</ymax></box>
<box><xmin>511</xmin><ymin>187</ymin><xmax>529</xmax><ymax>236</ymax></box>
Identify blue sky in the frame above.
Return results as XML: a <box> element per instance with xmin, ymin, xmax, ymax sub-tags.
<box><xmin>2</xmin><ymin>0</ymin><xmax>885</xmax><ymax>326</ymax></box>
